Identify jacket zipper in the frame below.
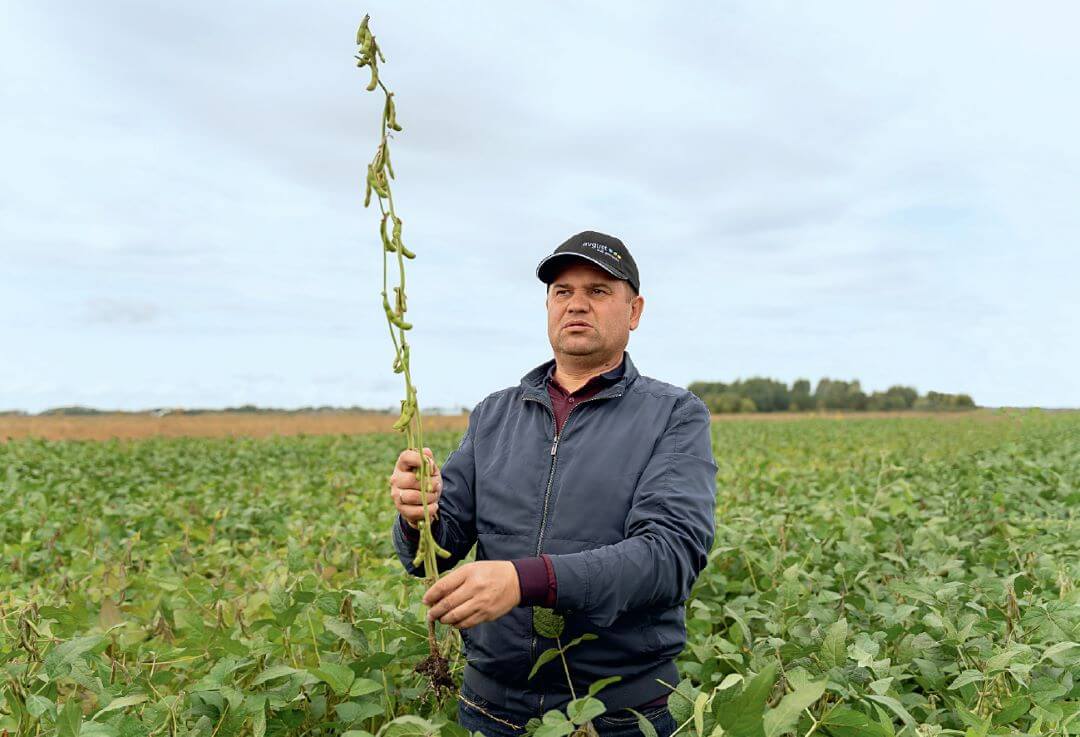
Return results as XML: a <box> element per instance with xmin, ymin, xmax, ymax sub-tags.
<box><xmin>522</xmin><ymin>388</ymin><xmax>624</xmax><ymax>706</ymax></box>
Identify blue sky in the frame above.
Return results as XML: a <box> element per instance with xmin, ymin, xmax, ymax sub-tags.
<box><xmin>3</xmin><ymin>2</ymin><xmax>1078</xmax><ymax>412</ymax></box>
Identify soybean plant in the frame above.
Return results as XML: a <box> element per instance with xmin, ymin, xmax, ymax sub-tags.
<box><xmin>355</xmin><ymin>14</ymin><xmax>452</xmax><ymax>695</ymax></box>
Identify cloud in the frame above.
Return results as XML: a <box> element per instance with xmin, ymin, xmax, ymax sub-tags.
<box><xmin>2</xmin><ymin>1</ymin><xmax>1078</xmax><ymax>411</ymax></box>
<box><xmin>83</xmin><ymin>298</ymin><xmax>160</xmax><ymax>326</ymax></box>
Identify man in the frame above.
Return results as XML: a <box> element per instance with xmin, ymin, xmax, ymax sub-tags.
<box><xmin>389</xmin><ymin>231</ymin><xmax>717</xmax><ymax>737</ymax></box>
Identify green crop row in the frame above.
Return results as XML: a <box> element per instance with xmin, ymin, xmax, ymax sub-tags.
<box><xmin>1</xmin><ymin>411</ymin><xmax>1077</xmax><ymax>737</ymax></box>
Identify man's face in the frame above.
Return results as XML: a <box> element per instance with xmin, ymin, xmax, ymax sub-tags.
<box><xmin>545</xmin><ymin>261</ymin><xmax>644</xmax><ymax>361</ymax></box>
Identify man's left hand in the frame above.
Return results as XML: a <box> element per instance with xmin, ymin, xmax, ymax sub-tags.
<box><xmin>423</xmin><ymin>561</ymin><xmax>521</xmax><ymax>629</ymax></box>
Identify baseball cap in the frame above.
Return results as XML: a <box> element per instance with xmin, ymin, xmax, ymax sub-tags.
<box><xmin>535</xmin><ymin>230</ymin><xmax>640</xmax><ymax>294</ymax></box>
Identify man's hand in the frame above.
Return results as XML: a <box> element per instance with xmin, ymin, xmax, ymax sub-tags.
<box><xmin>390</xmin><ymin>447</ymin><xmax>442</xmax><ymax>529</ymax></box>
<box><xmin>423</xmin><ymin>561</ymin><xmax>521</xmax><ymax>629</ymax></box>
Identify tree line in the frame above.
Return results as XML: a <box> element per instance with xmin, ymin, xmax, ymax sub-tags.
<box><xmin>688</xmin><ymin>378</ymin><xmax>976</xmax><ymax>414</ymax></box>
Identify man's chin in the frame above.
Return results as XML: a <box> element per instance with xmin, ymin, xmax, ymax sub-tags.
<box><xmin>555</xmin><ymin>339</ymin><xmax>601</xmax><ymax>357</ymax></box>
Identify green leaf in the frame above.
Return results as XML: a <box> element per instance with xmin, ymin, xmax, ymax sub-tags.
<box><xmin>820</xmin><ymin>618</ymin><xmax>848</xmax><ymax>669</ymax></box>
<box><xmin>1030</xmin><ymin>676</ymin><xmax>1068</xmax><ymax>708</ymax></box>
<box><xmin>376</xmin><ymin>715</ymin><xmax>439</xmax><ymax>737</ymax></box>
<box><xmin>25</xmin><ymin>694</ymin><xmax>55</xmax><ymax>720</ymax></box>
<box><xmin>864</xmin><ymin>695</ymin><xmax>916</xmax><ymax>730</ymax></box>
<box><xmin>58</xmin><ymin>698</ymin><xmax>83</xmax><ymax>737</ymax></box>
<box><xmin>762</xmin><ymin>671</ymin><xmax>826</xmax><ymax>737</ymax></box>
<box><xmin>45</xmin><ymin>635</ymin><xmax>104</xmax><ymax>677</ymax></box>
<box><xmin>1039</xmin><ymin>641</ymin><xmax>1079</xmax><ymax>665</ymax></box>
<box><xmin>716</xmin><ymin>662</ymin><xmax>777</xmax><ymax>737</ymax></box>
<box><xmin>349</xmin><ymin>678</ymin><xmax>383</xmax><ymax>697</ymax></box>
<box><xmin>311</xmin><ymin>663</ymin><xmax>356</xmax><ymax>696</ymax></box>
<box><xmin>337</xmin><ymin>700</ymin><xmax>384</xmax><ymax>724</ymax></box>
<box><xmin>667</xmin><ymin>678</ymin><xmax>700</xmax><ymax>725</ymax></box>
<box><xmin>625</xmin><ymin>709</ymin><xmax>658</xmax><ymax>737</ymax></box>
<box><xmin>567</xmin><ymin>697</ymin><xmax>606</xmax><ymax>725</ymax></box>
<box><xmin>587</xmin><ymin>676</ymin><xmax>622</xmax><ymax>697</ymax></box>
<box><xmin>529</xmin><ymin>647</ymin><xmax>563</xmax><ymax>680</ymax></box>
<box><xmin>533</xmin><ymin>608</ymin><xmax>565</xmax><ymax>638</ymax></box>
<box><xmin>820</xmin><ymin>705</ymin><xmax>880</xmax><ymax>736</ymax></box>
<box><xmin>565</xmin><ymin>634</ymin><xmax>599</xmax><ymax>650</ymax></box>
<box><xmin>94</xmin><ymin>694</ymin><xmax>148</xmax><ymax>719</ymax></box>
<box><xmin>534</xmin><ymin>710</ymin><xmax>575</xmax><ymax>737</ymax></box>
<box><xmin>991</xmin><ymin>695</ymin><xmax>1030</xmax><ymax>726</ymax></box>
<box><xmin>251</xmin><ymin>665</ymin><xmax>302</xmax><ymax>686</ymax></box>
<box><xmin>947</xmin><ymin>670</ymin><xmax>984</xmax><ymax>690</ymax></box>
<box><xmin>694</xmin><ymin>692</ymin><xmax>708</xmax><ymax>736</ymax></box>
<box><xmin>252</xmin><ymin>705</ymin><xmax>266</xmax><ymax>737</ymax></box>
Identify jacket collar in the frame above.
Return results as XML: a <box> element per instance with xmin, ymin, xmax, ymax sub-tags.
<box><xmin>520</xmin><ymin>351</ymin><xmax>638</xmax><ymax>402</ymax></box>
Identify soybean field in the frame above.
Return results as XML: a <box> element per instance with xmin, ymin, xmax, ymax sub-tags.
<box><xmin>1</xmin><ymin>411</ymin><xmax>1078</xmax><ymax>737</ymax></box>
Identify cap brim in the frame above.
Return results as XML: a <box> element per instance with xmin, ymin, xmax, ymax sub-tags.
<box><xmin>536</xmin><ymin>252</ymin><xmax>630</xmax><ymax>285</ymax></box>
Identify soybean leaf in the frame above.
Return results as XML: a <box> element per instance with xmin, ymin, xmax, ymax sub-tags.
<box><xmin>58</xmin><ymin>698</ymin><xmax>83</xmax><ymax>737</ymax></box>
<box><xmin>716</xmin><ymin>662</ymin><xmax>777</xmax><ymax>737</ymax></box>
<box><xmin>567</xmin><ymin>697</ymin><xmax>606</xmax><ymax>725</ymax></box>
<box><xmin>94</xmin><ymin>693</ymin><xmax>148</xmax><ymax>719</ymax></box>
<box><xmin>533</xmin><ymin>608</ymin><xmax>565</xmax><ymax>639</ymax></box>
<box><xmin>377</xmin><ymin>715</ymin><xmax>440</xmax><ymax>737</ymax></box>
<box><xmin>529</xmin><ymin>647</ymin><xmax>564</xmax><ymax>680</ymax></box>
<box><xmin>762</xmin><ymin>670</ymin><xmax>826</xmax><ymax>737</ymax></box>
<box><xmin>587</xmin><ymin>676</ymin><xmax>622</xmax><ymax>698</ymax></box>
<box><xmin>820</xmin><ymin>618</ymin><xmax>848</xmax><ymax>669</ymax></box>
<box><xmin>864</xmin><ymin>695</ymin><xmax>916</xmax><ymax>730</ymax></box>
<box><xmin>626</xmin><ymin>709</ymin><xmax>658</xmax><ymax>737</ymax></box>
<box><xmin>311</xmin><ymin>663</ymin><xmax>355</xmax><ymax>696</ymax></box>
<box><xmin>565</xmin><ymin>634</ymin><xmax>599</xmax><ymax>650</ymax></box>
<box><xmin>251</xmin><ymin>665</ymin><xmax>302</xmax><ymax>686</ymax></box>
<box><xmin>349</xmin><ymin>677</ymin><xmax>384</xmax><ymax>697</ymax></box>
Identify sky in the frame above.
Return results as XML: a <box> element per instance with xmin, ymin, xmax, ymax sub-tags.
<box><xmin>3</xmin><ymin>1</ymin><xmax>1079</xmax><ymax>412</ymax></box>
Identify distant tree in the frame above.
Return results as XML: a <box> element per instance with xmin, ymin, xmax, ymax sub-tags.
<box><xmin>868</xmin><ymin>391</ymin><xmax>908</xmax><ymax>411</ymax></box>
<box><xmin>791</xmin><ymin>379</ymin><xmax>814</xmax><ymax>411</ymax></box>
<box><xmin>921</xmin><ymin>391</ymin><xmax>977</xmax><ymax>410</ymax></box>
<box><xmin>691</xmin><ymin>377</ymin><xmax>975</xmax><ymax>413</ymax></box>
<box><xmin>885</xmin><ymin>385</ymin><xmax>918</xmax><ymax>408</ymax></box>
<box><xmin>730</xmin><ymin>377</ymin><xmax>790</xmax><ymax>412</ymax></box>
<box><xmin>846</xmin><ymin>381</ymin><xmax>868</xmax><ymax>411</ymax></box>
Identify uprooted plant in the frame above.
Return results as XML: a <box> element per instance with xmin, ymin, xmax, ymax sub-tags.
<box><xmin>354</xmin><ymin>13</ymin><xmax>453</xmax><ymax>698</ymax></box>
<box><xmin>527</xmin><ymin>608</ymin><xmax>622</xmax><ymax>737</ymax></box>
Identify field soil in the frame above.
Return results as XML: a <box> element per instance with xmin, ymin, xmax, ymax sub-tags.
<box><xmin>0</xmin><ymin>408</ymin><xmax>1006</xmax><ymax>441</ymax></box>
<box><xmin>0</xmin><ymin>411</ymin><xmax>473</xmax><ymax>441</ymax></box>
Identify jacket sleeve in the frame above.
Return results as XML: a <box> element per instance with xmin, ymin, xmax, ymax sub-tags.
<box><xmin>547</xmin><ymin>393</ymin><xmax>717</xmax><ymax>627</ymax></box>
<box><xmin>391</xmin><ymin>401</ymin><xmax>482</xmax><ymax>576</ymax></box>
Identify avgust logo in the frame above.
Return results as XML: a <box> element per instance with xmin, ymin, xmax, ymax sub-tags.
<box><xmin>582</xmin><ymin>242</ymin><xmax>623</xmax><ymax>261</ymax></box>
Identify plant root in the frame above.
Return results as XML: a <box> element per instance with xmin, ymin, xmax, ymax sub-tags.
<box><xmin>414</xmin><ymin>651</ymin><xmax>453</xmax><ymax>698</ymax></box>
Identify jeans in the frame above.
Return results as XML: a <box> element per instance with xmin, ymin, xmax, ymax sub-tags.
<box><xmin>456</xmin><ymin>682</ymin><xmax>677</xmax><ymax>737</ymax></box>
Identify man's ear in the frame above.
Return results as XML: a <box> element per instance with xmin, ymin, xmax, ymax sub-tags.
<box><xmin>629</xmin><ymin>294</ymin><xmax>644</xmax><ymax>330</ymax></box>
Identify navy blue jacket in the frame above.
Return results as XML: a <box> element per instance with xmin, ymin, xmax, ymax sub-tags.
<box><xmin>392</xmin><ymin>352</ymin><xmax>718</xmax><ymax>714</ymax></box>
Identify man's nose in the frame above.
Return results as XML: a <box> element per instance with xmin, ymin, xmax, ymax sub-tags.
<box><xmin>567</xmin><ymin>292</ymin><xmax>590</xmax><ymax>311</ymax></box>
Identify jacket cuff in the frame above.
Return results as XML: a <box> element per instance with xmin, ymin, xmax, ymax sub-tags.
<box><xmin>512</xmin><ymin>555</ymin><xmax>557</xmax><ymax>608</ymax></box>
<box><xmin>398</xmin><ymin>514</ymin><xmax>421</xmax><ymax>543</ymax></box>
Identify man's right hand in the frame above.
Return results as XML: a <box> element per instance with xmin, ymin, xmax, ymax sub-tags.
<box><xmin>390</xmin><ymin>447</ymin><xmax>443</xmax><ymax>529</ymax></box>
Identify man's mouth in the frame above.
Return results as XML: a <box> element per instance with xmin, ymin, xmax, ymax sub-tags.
<box><xmin>564</xmin><ymin>323</ymin><xmax>591</xmax><ymax>329</ymax></box>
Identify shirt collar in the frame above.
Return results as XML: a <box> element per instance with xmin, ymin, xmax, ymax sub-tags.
<box><xmin>545</xmin><ymin>353</ymin><xmax>626</xmax><ymax>393</ymax></box>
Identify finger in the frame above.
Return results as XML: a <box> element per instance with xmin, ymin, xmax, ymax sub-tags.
<box><xmin>423</xmin><ymin>567</ymin><xmax>465</xmax><ymax>607</ymax></box>
<box><xmin>438</xmin><ymin>600</ymin><xmax>480</xmax><ymax>627</ymax></box>
<box><xmin>424</xmin><ymin>447</ymin><xmax>438</xmax><ymax>470</ymax></box>
<box><xmin>455</xmin><ymin>611</ymin><xmax>488</xmax><ymax>630</ymax></box>
<box><xmin>414</xmin><ymin>456</ymin><xmax>440</xmax><ymax>484</ymax></box>
<box><xmin>397</xmin><ymin>487</ymin><xmax>441</xmax><ymax>506</ymax></box>
<box><xmin>396</xmin><ymin>449</ymin><xmax>423</xmax><ymax>472</ymax></box>
<box><xmin>428</xmin><ymin>585</ymin><xmax>473</xmax><ymax>623</ymax></box>
<box><xmin>395</xmin><ymin>464</ymin><xmax>438</xmax><ymax>491</ymax></box>
<box><xmin>398</xmin><ymin>503</ymin><xmax>438</xmax><ymax>523</ymax></box>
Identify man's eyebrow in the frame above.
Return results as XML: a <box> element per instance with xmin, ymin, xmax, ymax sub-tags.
<box><xmin>550</xmin><ymin>282</ymin><xmax>615</xmax><ymax>289</ymax></box>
